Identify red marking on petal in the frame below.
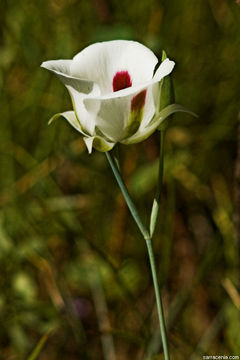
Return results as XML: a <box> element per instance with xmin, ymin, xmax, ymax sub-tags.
<box><xmin>113</xmin><ymin>71</ymin><xmax>132</xmax><ymax>92</ymax></box>
<box><xmin>131</xmin><ymin>90</ymin><xmax>147</xmax><ymax>112</ymax></box>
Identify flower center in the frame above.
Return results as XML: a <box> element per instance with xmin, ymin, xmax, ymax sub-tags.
<box><xmin>112</xmin><ymin>71</ymin><xmax>132</xmax><ymax>92</ymax></box>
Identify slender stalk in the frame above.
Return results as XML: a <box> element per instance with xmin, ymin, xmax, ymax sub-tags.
<box><xmin>149</xmin><ymin>130</ymin><xmax>166</xmax><ymax>237</ymax></box>
<box><xmin>105</xmin><ymin>151</ymin><xmax>149</xmax><ymax>241</ymax></box>
<box><xmin>112</xmin><ymin>143</ymin><xmax>121</xmax><ymax>171</ymax></box>
<box><xmin>105</xmin><ymin>150</ymin><xmax>170</xmax><ymax>360</ymax></box>
<box><xmin>145</xmin><ymin>238</ymin><xmax>169</xmax><ymax>360</ymax></box>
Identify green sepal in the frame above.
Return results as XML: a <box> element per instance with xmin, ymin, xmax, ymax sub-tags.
<box><xmin>48</xmin><ymin>113</ymin><xmax>62</xmax><ymax>125</ymax></box>
<box><xmin>48</xmin><ymin>111</ymin><xmax>86</xmax><ymax>135</ymax></box>
<box><xmin>157</xmin><ymin>104</ymin><xmax>198</xmax><ymax>130</ymax></box>
<box><xmin>122</xmin><ymin>104</ymin><xmax>197</xmax><ymax>145</ymax></box>
<box><xmin>148</xmin><ymin>103</ymin><xmax>198</xmax><ymax>128</ymax></box>
<box><xmin>83</xmin><ymin>136</ymin><xmax>114</xmax><ymax>153</ymax></box>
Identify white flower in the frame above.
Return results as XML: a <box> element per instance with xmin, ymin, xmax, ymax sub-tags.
<box><xmin>41</xmin><ymin>40</ymin><xmax>178</xmax><ymax>153</ymax></box>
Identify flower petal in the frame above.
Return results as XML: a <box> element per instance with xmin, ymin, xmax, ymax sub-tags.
<box><xmin>48</xmin><ymin>111</ymin><xmax>87</xmax><ymax>135</ymax></box>
<box><xmin>84</xmin><ymin>58</ymin><xmax>175</xmax><ymax>101</ymax></box>
<box><xmin>70</xmin><ymin>40</ymin><xmax>158</xmax><ymax>95</ymax></box>
<box><xmin>67</xmin><ymin>87</ymin><xmax>98</xmax><ymax>135</ymax></box>
<box><xmin>83</xmin><ymin>59</ymin><xmax>175</xmax><ymax>142</ymax></box>
<box><xmin>83</xmin><ymin>87</ymin><xmax>149</xmax><ymax>141</ymax></box>
<box><xmin>153</xmin><ymin>58</ymin><xmax>175</xmax><ymax>82</ymax></box>
<box><xmin>121</xmin><ymin>104</ymin><xmax>196</xmax><ymax>144</ymax></box>
<box><xmin>83</xmin><ymin>136</ymin><xmax>115</xmax><ymax>153</ymax></box>
<box><xmin>41</xmin><ymin>60</ymin><xmax>95</xmax><ymax>94</ymax></box>
<box><xmin>41</xmin><ymin>60</ymin><xmax>100</xmax><ymax>135</ymax></box>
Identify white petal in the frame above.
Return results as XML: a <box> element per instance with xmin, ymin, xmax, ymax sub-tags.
<box><xmin>83</xmin><ymin>88</ymin><xmax>148</xmax><ymax>141</ymax></box>
<box><xmin>70</xmin><ymin>40</ymin><xmax>158</xmax><ymax>95</ymax></box>
<box><xmin>153</xmin><ymin>58</ymin><xmax>175</xmax><ymax>81</ymax></box>
<box><xmin>41</xmin><ymin>60</ymin><xmax>95</xmax><ymax>94</ymax></box>
<box><xmin>41</xmin><ymin>60</ymin><xmax>100</xmax><ymax>135</ymax></box>
<box><xmin>41</xmin><ymin>59</ymin><xmax>72</xmax><ymax>75</ymax></box>
<box><xmin>85</xmin><ymin>58</ymin><xmax>175</xmax><ymax>101</ymax></box>
<box><xmin>83</xmin><ymin>59</ymin><xmax>175</xmax><ymax>142</ymax></box>
<box><xmin>68</xmin><ymin>87</ymin><xmax>98</xmax><ymax>135</ymax></box>
<box><xmin>83</xmin><ymin>136</ymin><xmax>115</xmax><ymax>153</ymax></box>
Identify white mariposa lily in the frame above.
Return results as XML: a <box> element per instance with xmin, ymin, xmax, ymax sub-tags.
<box><xmin>41</xmin><ymin>40</ymin><xmax>187</xmax><ymax>153</ymax></box>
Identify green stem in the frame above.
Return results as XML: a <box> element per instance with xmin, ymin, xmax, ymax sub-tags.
<box><xmin>105</xmin><ymin>151</ymin><xmax>149</xmax><ymax>241</ymax></box>
<box><xmin>145</xmin><ymin>238</ymin><xmax>170</xmax><ymax>360</ymax></box>
<box><xmin>111</xmin><ymin>143</ymin><xmax>121</xmax><ymax>171</ymax></box>
<box><xmin>149</xmin><ymin>130</ymin><xmax>166</xmax><ymax>237</ymax></box>
<box><xmin>105</xmin><ymin>150</ymin><xmax>170</xmax><ymax>360</ymax></box>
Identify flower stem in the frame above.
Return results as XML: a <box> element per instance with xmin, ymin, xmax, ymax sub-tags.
<box><xmin>149</xmin><ymin>130</ymin><xmax>166</xmax><ymax>238</ymax></box>
<box><xmin>145</xmin><ymin>238</ymin><xmax>169</xmax><ymax>360</ymax></box>
<box><xmin>105</xmin><ymin>151</ymin><xmax>149</xmax><ymax>241</ymax></box>
<box><xmin>105</xmin><ymin>150</ymin><xmax>170</xmax><ymax>360</ymax></box>
<box><xmin>111</xmin><ymin>143</ymin><xmax>121</xmax><ymax>171</ymax></box>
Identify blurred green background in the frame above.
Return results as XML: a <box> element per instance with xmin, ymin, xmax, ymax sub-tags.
<box><xmin>0</xmin><ymin>0</ymin><xmax>240</xmax><ymax>359</ymax></box>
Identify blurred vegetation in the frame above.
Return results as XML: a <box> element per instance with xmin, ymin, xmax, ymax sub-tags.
<box><xmin>0</xmin><ymin>0</ymin><xmax>240</xmax><ymax>358</ymax></box>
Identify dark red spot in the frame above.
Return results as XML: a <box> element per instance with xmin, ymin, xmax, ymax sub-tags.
<box><xmin>131</xmin><ymin>90</ymin><xmax>147</xmax><ymax>112</ymax></box>
<box><xmin>113</xmin><ymin>71</ymin><xmax>132</xmax><ymax>92</ymax></box>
